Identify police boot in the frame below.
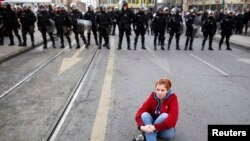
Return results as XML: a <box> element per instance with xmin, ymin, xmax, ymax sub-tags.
<box><xmin>43</xmin><ymin>43</ymin><xmax>47</xmax><ymax>49</ymax></box>
<box><xmin>127</xmin><ymin>43</ymin><xmax>131</xmax><ymax>50</ymax></box>
<box><xmin>60</xmin><ymin>44</ymin><xmax>65</xmax><ymax>48</ymax></box>
<box><xmin>208</xmin><ymin>43</ymin><xmax>214</xmax><ymax>51</ymax></box>
<box><xmin>76</xmin><ymin>43</ymin><xmax>80</xmax><ymax>49</ymax></box>
<box><xmin>31</xmin><ymin>41</ymin><xmax>35</xmax><ymax>48</ymax></box>
<box><xmin>69</xmin><ymin>42</ymin><xmax>72</xmax><ymax>49</ymax></box>
<box><xmin>18</xmin><ymin>37</ymin><xmax>22</xmax><ymax>46</ymax></box>
<box><xmin>161</xmin><ymin>45</ymin><xmax>165</xmax><ymax>50</ymax></box>
<box><xmin>201</xmin><ymin>40</ymin><xmax>205</xmax><ymax>51</ymax></box>
<box><xmin>85</xmin><ymin>43</ymin><xmax>89</xmax><ymax>49</ymax></box>
<box><xmin>87</xmin><ymin>33</ymin><xmax>91</xmax><ymax>45</ymax></box>
<box><xmin>98</xmin><ymin>37</ymin><xmax>102</xmax><ymax>49</ymax></box>
<box><xmin>134</xmin><ymin>37</ymin><xmax>138</xmax><ymax>50</ymax></box>
<box><xmin>208</xmin><ymin>39</ymin><xmax>213</xmax><ymax>51</ymax></box>
<box><xmin>106</xmin><ymin>43</ymin><xmax>110</xmax><ymax>49</ymax></box>
<box><xmin>22</xmin><ymin>42</ymin><xmax>27</xmax><ymax>47</ymax></box>
<box><xmin>226</xmin><ymin>47</ymin><xmax>232</xmax><ymax>50</ymax></box>
<box><xmin>22</xmin><ymin>37</ymin><xmax>27</xmax><ymax>46</ymax></box>
<box><xmin>52</xmin><ymin>41</ymin><xmax>56</xmax><ymax>48</ymax></box>
<box><xmin>189</xmin><ymin>39</ymin><xmax>193</xmax><ymax>51</ymax></box>
<box><xmin>154</xmin><ymin>38</ymin><xmax>157</xmax><ymax>50</ymax></box>
<box><xmin>176</xmin><ymin>40</ymin><xmax>180</xmax><ymax>50</ymax></box>
<box><xmin>0</xmin><ymin>37</ymin><xmax>4</xmax><ymax>45</ymax></box>
<box><xmin>218</xmin><ymin>43</ymin><xmax>222</xmax><ymax>50</ymax></box>
<box><xmin>141</xmin><ymin>37</ymin><xmax>146</xmax><ymax>50</ymax></box>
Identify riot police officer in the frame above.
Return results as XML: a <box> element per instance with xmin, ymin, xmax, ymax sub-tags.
<box><xmin>84</xmin><ymin>5</ymin><xmax>99</xmax><ymax>46</ymax></box>
<box><xmin>37</xmin><ymin>4</ymin><xmax>56</xmax><ymax>49</ymax></box>
<box><xmin>0</xmin><ymin>2</ymin><xmax>4</xmax><ymax>45</ymax></box>
<box><xmin>55</xmin><ymin>4</ymin><xmax>72</xmax><ymax>48</ymax></box>
<box><xmin>184</xmin><ymin>8</ymin><xmax>197</xmax><ymax>50</ymax></box>
<box><xmin>2</xmin><ymin>2</ymin><xmax>22</xmax><ymax>46</ymax></box>
<box><xmin>117</xmin><ymin>1</ymin><xmax>135</xmax><ymax>50</ymax></box>
<box><xmin>151</xmin><ymin>6</ymin><xmax>166</xmax><ymax>50</ymax></box>
<box><xmin>219</xmin><ymin>11</ymin><xmax>235</xmax><ymax>50</ymax></box>
<box><xmin>20</xmin><ymin>4</ymin><xmax>36</xmax><ymax>47</ymax></box>
<box><xmin>167</xmin><ymin>7</ymin><xmax>182</xmax><ymax>50</ymax></box>
<box><xmin>201</xmin><ymin>10</ymin><xmax>217</xmax><ymax>51</ymax></box>
<box><xmin>70</xmin><ymin>3</ymin><xmax>88</xmax><ymax>49</ymax></box>
<box><xmin>96</xmin><ymin>5</ymin><xmax>112</xmax><ymax>49</ymax></box>
<box><xmin>133</xmin><ymin>6</ymin><xmax>148</xmax><ymax>50</ymax></box>
<box><xmin>112</xmin><ymin>7</ymin><xmax>119</xmax><ymax>35</ymax></box>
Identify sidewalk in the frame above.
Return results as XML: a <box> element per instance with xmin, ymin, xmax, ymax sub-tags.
<box><xmin>0</xmin><ymin>31</ymin><xmax>44</xmax><ymax>64</ymax></box>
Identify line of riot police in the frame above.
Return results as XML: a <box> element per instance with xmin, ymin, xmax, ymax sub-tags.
<box><xmin>0</xmin><ymin>1</ymin><xmax>242</xmax><ymax>51</ymax></box>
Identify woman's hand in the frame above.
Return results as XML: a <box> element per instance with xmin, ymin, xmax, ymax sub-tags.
<box><xmin>140</xmin><ymin>125</ymin><xmax>155</xmax><ymax>133</ymax></box>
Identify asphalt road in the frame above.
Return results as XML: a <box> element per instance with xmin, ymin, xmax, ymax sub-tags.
<box><xmin>0</xmin><ymin>32</ymin><xmax>249</xmax><ymax>141</ymax></box>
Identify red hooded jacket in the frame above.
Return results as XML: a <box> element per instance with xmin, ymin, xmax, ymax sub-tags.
<box><xmin>135</xmin><ymin>91</ymin><xmax>179</xmax><ymax>132</ymax></box>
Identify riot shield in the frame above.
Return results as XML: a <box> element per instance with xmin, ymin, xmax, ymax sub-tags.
<box><xmin>77</xmin><ymin>19</ymin><xmax>92</xmax><ymax>32</ymax></box>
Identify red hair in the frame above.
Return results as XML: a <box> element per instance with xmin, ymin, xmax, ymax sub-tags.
<box><xmin>155</xmin><ymin>78</ymin><xmax>172</xmax><ymax>90</ymax></box>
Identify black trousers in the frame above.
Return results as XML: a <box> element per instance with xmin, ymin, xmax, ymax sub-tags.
<box><xmin>118</xmin><ymin>25</ymin><xmax>131</xmax><ymax>48</ymax></box>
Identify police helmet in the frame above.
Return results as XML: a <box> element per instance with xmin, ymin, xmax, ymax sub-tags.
<box><xmin>190</xmin><ymin>7</ymin><xmax>197</xmax><ymax>13</ymax></box>
<box><xmin>163</xmin><ymin>7</ymin><xmax>169</xmax><ymax>12</ymax></box>
<box><xmin>120</xmin><ymin>0</ymin><xmax>128</xmax><ymax>8</ymax></box>
<box><xmin>88</xmin><ymin>5</ymin><xmax>93</xmax><ymax>11</ymax></box>
<box><xmin>208</xmin><ymin>10</ymin><xmax>214</xmax><ymax>15</ymax></box>
<box><xmin>39</xmin><ymin>4</ymin><xmax>45</xmax><ymax>9</ymax></box>
<box><xmin>171</xmin><ymin>7</ymin><xmax>177</xmax><ymax>14</ymax></box>
<box><xmin>23</xmin><ymin>4</ymin><xmax>29</xmax><ymax>9</ymax></box>
<box><xmin>56</xmin><ymin>3</ymin><xmax>64</xmax><ymax>9</ymax></box>
<box><xmin>157</xmin><ymin>6</ymin><xmax>163</xmax><ymax>12</ymax></box>
<box><xmin>227</xmin><ymin>10</ymin><xmax>234</xmax><ymax>15</ymax></box>
<box><xmin>70</xmin><ymin>3</ymin><xmax>77</xmax><ymax>9</ymax></box>
<box><xmin>100</xmin><ymin>4</ymin><xmax>107</xmax><ymax>12</ymax></box>
<box><xmin>138</xmin><ymin>6</ymin><xmax>144</xmax><ymax>11</ymax></box>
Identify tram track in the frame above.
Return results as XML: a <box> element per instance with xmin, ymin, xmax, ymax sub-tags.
<box><xmin>0</xmin><ymin>39</ymin><xmax>75</xmax><ymax>99</ymax></box>
<box><xmin>43</xmin><ymin>48</ymin><xmax>99</xmax><ymax>141</ymax></box>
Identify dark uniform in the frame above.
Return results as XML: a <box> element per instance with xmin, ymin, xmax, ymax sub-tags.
<box><xmin>96</xmin><ymin>5</ymin><xmax>112</xmax><ymax>49</ymax></box>
<box><xmin>20</xmin><ymin>5</ymin><xmax>36</xmax><ymax>47</ymax></box>
<box><xmin>133</xmin><ymin>7</ymin><xmax>148</xmax><ymax>50</ymax></box>
<box><xmin>235</xmin><ymin>12</ymin><xmax>244</xmax><ymax>34</ymax></box>
<box><xmin>112</xmin><ymin>7</ymin><xmax>119</xmax><ymax>35</ymax></box>
<box><xmin>84</xmin><ymin>5</ymin><xmax>99</xmax><ymax>45</ymax></box>
<box><xmin>37</xmin><ymin>4</ymin><xmax>56</xmax><ymax>49</ymax></box>
<box><xmin>201</xmin><ymin>12</ymin><xmax>217</xmax><ymax>50</ymax></box>
<box><xmin>168</xmin><ymin>8</ymin><xmax>182</xmax><ymax>50</ymax></box>
<box><xmin>55</xmin><ymin>5</ymin><xmax>72</xmax><ymax>48</ymax></box>
<box><xmin>151</xmin><ymin>6</ymin><xmax>166</xmax><ymax>50</ymax></box>
<box><xmin>219</xmin><ymin>12</ymin><xmax>235</xmax><ymax>50</ymax></box>
<box><xmin>70</xmin><ymin>7</ymin><xmax>87</xmax><ymax>49</ymax></box>
<box><xmin>117</xmin><ymin>2</ymin><xmax>134</xmax><ymax>50</ymax></box>
<box><xmin>0</xmin><ymin>5</ymin><xmax>4</xmax><ymax>45</ymax></box>
<box><xmin>2</xmin><ymin>2</ymin><xmax>22</xmax><ymax>46</ymax></box>
<box><xmin>184</xmin><ymin>12</ymin><xmax>196</xmax><ymax>50</ymax></box>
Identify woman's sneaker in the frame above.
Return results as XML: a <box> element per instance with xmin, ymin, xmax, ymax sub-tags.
<box><xmin>132</xmin><ymin>134</ymin><xmax>145</xmax><ymax>141</ymax></box>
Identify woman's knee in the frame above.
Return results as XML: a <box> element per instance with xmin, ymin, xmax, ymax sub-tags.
<box><xmin>141</xmin><ymin>112</ymin><xmax>151</xmax><ymax>119</ymax></box>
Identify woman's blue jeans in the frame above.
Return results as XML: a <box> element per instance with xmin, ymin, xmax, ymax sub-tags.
<box><xmin>141</xmin><ymin>112</ymin><xmax>175</xmax><ymax>141</ymax></box>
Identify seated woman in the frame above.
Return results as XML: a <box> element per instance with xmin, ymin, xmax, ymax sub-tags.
<box><xmin>133</xmin><ymin>78</ymin><xmax>179</xmax><ymax>141</ymax></box>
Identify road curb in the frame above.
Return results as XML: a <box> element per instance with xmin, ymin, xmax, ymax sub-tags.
<box><xmin>0</xmin><ymin>41</ymin><xmax>44</xmax><ymax>64</ymax></box>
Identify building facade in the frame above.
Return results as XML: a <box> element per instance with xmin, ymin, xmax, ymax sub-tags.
<box><xmin>188</xmin><ymin>0</ymin><xmax>250</xmax><ymax>12</ymax></box>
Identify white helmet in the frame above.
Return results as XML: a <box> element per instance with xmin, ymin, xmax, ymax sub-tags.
<box><xmin>23</xmin><ymin>3</ymin><xmax>29</xmax><ymax>9</ymax></box>
<box><xmin>163</xmin><ymin>7</ymin><xmax>169</xmax><ymax>12</ymax></box>
<box><xmin>70</xmin><ymin>3</ymin><xmax>77</xmax><ymax>9</ymax></box>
